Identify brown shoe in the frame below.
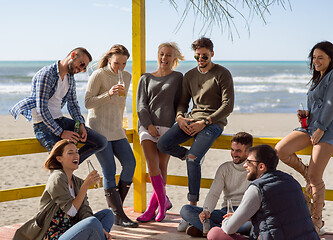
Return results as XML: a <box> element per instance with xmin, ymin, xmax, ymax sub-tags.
<box><xmin>186</xmin><ymin>225</ymin><xmax>203</xmax><ymax>237</ymax></box>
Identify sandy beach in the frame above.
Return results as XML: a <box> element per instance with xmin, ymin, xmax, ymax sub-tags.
<box><xmin>1</xmin><ymin>113</ymin><xmax>332</xmax><ymax>232</ymax></box>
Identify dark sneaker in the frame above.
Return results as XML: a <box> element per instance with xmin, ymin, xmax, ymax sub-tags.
<box><xmin>186</xmin><ymin>225</ymin><xmax>203</xmax><ymax>237</ymax></box>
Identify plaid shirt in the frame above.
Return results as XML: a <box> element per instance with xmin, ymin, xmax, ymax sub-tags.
<box><xmin>9</xmin><ymin>62</ymin><xmax>85</xmax><ymax>136</ymax></box>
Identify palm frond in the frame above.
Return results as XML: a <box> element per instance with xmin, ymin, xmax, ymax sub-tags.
<box><xmin>168</xmin><ymin>0</ymin><xmax>291</xmax><ymax>39</ymax></box>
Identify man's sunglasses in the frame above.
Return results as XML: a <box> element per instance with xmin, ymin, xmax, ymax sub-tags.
<box><xmin>78</xmin><ymin>61</ymin><xmax>87</xmax><ymax>69</ymax></box>
<box><xmin>194</xmin><ymin>55</ymin><xmax>209</xmax><ymax>61</ymax></box>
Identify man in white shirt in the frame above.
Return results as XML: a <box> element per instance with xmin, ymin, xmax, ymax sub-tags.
<box><xmin>179</xmin><ymin>132</ymin><xmax>253</xmax><ymax>237</ymax></box>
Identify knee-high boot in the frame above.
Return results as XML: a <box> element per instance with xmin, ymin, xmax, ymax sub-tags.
<box><xmin>117</xmin><ymin>179</ymin><xmax>132</xmax><ymax>203</ymax></box>
<box><xmin>310</xmin><ymin>181</ymin><xmax>325</xmax><ymax>235</ymax></box>
<box><xmin>150</xmin><ymin>174</ymin><xmax>167</xmax><ymax>222</ymax></box>
<box><xmin>280</xmin><ymin>154</ymin><xmax>311</xmax><ymax>194</ymax></box>
<box><xmin>136</xmin><ymin>179</ymin><xmax>173</xmax><ymax>222</ymax></box>
<box><xmin>105</xmin><ymin>187</ymin><xmax>138</xmax><ymax>228</ymax></box>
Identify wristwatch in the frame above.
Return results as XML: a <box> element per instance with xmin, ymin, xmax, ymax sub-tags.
<box><xmin>204</xmin><ymin>118</ymin><xmax>210</xmax><ymax>126</ymax></box>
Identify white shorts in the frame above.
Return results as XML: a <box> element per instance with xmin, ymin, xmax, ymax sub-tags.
<box><xmin>139</xmin><ymin>126</ymin><xmax>170</xmax><ymax>144</ymax></box>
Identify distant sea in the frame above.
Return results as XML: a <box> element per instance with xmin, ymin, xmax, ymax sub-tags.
<box><xmin>0</xmin><ymin>60</ymin><xmax>311</xmax><ymax>115</ymax></box>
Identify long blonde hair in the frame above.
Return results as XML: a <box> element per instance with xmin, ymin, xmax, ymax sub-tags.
<box><xmin>99</xmin><ymin>44</ymin><xmax>130</xmax><ymax>69</ymax></box>
<box><xmin>157</xmin><ymin>42</ymin><xmax>184</xmax><ymax>70</ymax></box>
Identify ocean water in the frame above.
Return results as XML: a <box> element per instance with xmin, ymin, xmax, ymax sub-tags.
<box><xmin>0</xmin><ymin>60</ymin><xmax>311</xmax><ymax>115</ymax></box>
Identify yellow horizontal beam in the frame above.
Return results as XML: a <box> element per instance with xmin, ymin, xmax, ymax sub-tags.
<box><xmin>0</xmin><ymin>129</ymin><xmax>134</xmax><ymax>157</ymax></box>
<box><xmin>0</xmin><ymin>176</ymin><xmax>113</xmax><ymax>203</ymax></box>
<box><xmin>145</xmin><ymin>173</ymin><xmax>333</xmax><ymax>200</ymax></box>
<box><xmin>1</xmin><ymin>173</ymin><xmax>333</xmax><ymax>202</ymax></box>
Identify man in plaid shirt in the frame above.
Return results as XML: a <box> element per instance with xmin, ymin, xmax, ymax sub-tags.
<box><xmin>10</xmin><ymin>47</ymin><xmax>107</xmax><ymax>163</ymax></box>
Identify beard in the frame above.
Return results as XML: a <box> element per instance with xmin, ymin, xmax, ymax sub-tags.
<box><xmin>247</xmin><ymin>168</ymin><xmax>259</xmax><ymax>181</ymax></box>
<box><xmin>68</xmin><ymin>60</ymin><xmax>75</xmax><ymax>75</ymax></box>
<box><xmin>233</xmin><ymin>157</ymin><xmax>246</xmax><ymax>165</ymax></box>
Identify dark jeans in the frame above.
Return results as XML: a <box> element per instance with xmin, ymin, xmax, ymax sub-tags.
<box><xmin>33</xmin><ymin>117</ymin><xmax>107</xmax><ymax>164</ymax></box>
<box><xmin>180</xmin><ymin>205</ymin><xmax>252</xmax><ymax>236</ymax></box>
<box><xmin>157</xmin><ymin>123</ymin><xmax>223</xmax><ymax>202</ymax></box>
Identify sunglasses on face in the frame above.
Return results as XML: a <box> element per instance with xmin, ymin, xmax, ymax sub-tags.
<box><xmin>78</xmin><ymin>61</ymin><xmax>86</xmax><ymax>69</ymax></box>
<box><xmin>194</xmin><ymin>55</ymin><xmax>209</xmax><ymax>61</ymax></box>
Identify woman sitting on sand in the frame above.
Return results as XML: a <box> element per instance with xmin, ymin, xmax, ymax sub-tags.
<box><xmin>275</xmin><ymin>41</ymin><xmax>333</xmax><ymax>235</ymax></box>
<box><xmin>136</xmin><ymin>42</ymin><xmax>184</xmax><ymax>222</ymax></box>
<box><xmin>85</xmin><ymin>44</ymin><xmax>137</xmax><ymax>228</ymax></box>
<box><xmin>13</xmin><ymin>139</ymin><xmax>114</xmax><ymax>240</ymax></box>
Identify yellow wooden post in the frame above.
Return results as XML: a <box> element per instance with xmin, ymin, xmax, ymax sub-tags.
<box><xmin>132</xmin><ymin>0</ymin><xmax>147</xmax><ymax>212</ymax></box>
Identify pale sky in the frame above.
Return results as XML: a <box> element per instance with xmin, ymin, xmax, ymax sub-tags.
<box><xmin>0</xmin><ymin>0</ymin><xmax>332</xmax><ymax>61</ymax></box>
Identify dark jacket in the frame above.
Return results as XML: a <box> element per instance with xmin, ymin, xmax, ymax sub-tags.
<box><xmin>250</xmin><ymin>170</ymin><xmax>319</xmax><ymax>240</ymax></box>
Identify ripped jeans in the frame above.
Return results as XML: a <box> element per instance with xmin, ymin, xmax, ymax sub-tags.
<box><xmin>157</xmin><ymin>123</ymin><xmax>223</xmax><ymax>202</ymax></box>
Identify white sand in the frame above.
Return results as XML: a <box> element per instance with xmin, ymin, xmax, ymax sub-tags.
<box><xmin>0</xmin><ymin>113</ymin><xmax>332</xmax><ymax>231</ymax></box>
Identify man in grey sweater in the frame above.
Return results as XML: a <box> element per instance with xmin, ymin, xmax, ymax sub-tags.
<box><xmin>179</xmin><ymin>132</ymin><xmax>253</xmax><ymax>237</ymax></box>
<box><xmin>158</xmin><ymin>37</ymin><xmax>234</xmax><ymax>210</ymax></box>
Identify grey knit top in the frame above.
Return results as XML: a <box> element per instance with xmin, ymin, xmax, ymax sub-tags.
<box><xmin>137</xmin><ymin>71</ymin><xmax>183</xmax><ymax>129</ymax></box>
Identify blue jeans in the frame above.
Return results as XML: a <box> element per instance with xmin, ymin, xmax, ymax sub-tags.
<box><xmin>180</xmin><ymin>205</ymin><xmax>252</xmax><ymax>236</ymax></box>
<box><xmin>59</xmin><ymin>209</ymin><xmax>114</xmax><ymax>240</ymax></box>
<box><xmin>33</xmin><ymin>117</ymin><xmax>107</xmax><ymax>164</ymax></box>
<box><xmin>95</xmin><ymin>138</ymin><xmax>136</xmax><ymax>189</ymax></box>
<box><xmin>157</xmin><ymin>123</ymin><xmax>223</xmax><ymax>202</ymax></box>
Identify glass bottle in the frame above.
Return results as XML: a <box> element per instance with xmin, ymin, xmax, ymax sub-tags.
<box><xmin>118</xmin><ymin>69</ymin><xmax>125</xmax><ymax>97</ymax></box>
<box><xmin>87</xmin><ymin>160</ymin><xmax>101</xmax><ymax>189</ymax></box>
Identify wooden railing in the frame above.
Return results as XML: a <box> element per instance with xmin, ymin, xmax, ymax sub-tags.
<box><xmin>1</xmin><ymin>130</ymin><xmax>333</xmax><ymax>206</ymax></box>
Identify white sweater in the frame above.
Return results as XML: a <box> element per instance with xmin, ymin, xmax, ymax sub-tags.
<box><xmin>203</xmin><ymin>161</ymin><xmax>250</xmax><ymax>213</ymax></box>
<box><xmin>85</xmin><ymin>66</ymin><xmax>131</xmax><ymax>141</ymax></box>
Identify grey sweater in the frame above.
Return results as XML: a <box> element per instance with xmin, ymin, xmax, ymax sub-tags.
<box><xmin>137</xmin><ymin>71</ymin><xmax>183</xmax><ymax>129</ymax></box>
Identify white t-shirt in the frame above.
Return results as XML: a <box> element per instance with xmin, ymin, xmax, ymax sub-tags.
<box><xmin>32</xmin><ymin>75</ymin><xmax>69</xmax><ymax>123</ymax></box>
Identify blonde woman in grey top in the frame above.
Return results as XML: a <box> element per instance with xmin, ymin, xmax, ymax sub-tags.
<box><xmin>136</xmin><ymin>42</ymin><xmax>184</xmax><ymax>222</ymax></box>
<box><xmin>85</xmin><ymin>45</ymin><xmax>137</xmax><ymax>228</ymax></box>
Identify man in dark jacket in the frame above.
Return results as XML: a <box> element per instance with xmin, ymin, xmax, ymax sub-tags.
<box><xmin>207</xmin><ymin>144</ymin><xmax>319</xmax><ymax>240</ymax></box>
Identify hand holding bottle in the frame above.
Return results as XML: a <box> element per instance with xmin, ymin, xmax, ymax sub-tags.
<box><xmin>297</xmin><ymin>103</ymin><xmax>308</xmax><ymax>129</ymax></box>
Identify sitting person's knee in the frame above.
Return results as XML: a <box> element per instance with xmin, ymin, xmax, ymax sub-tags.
<box><xmin>207</xmin><ymin>226</ymin><xmax>225</xmax><ymax>240</ymax></box>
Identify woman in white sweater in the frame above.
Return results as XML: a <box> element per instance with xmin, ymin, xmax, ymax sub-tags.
<box><xmin>85</xmin><ymin>44</ymin><xmax>137</xmax><ymax>228</ymax></box>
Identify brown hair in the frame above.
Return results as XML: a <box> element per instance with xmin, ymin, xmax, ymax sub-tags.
<box><xmin>248</xmin><ymin>144</ymin><xmax>279</xmax><ymax>172</ymax></box>
<box><xmin>157</xmin><ymin>42</ymin><xmax>184</xmax><ymax>69</ymax></box>
<box><xmin>44</xmin><ymin>140</ymin><xmax>76</xmax><ymax>170</ymax></box>
<box><xmin>191</xmin><ymin>37</ymin><xmax>214</xmax><ymax>52</ymax></box>
<box><xmin>231</xmin><ymin>132</ymin><xmax>253</xmax><ymax>148</ymax></box>
<box><xmin>67</xmin><ymin>47</ymin><xmax>92</xmax><ymax>62</ymax></box>
<box><xmin>99</xmin><ymin>44</ymin><xmax>130</xmax><ymax>68</ymax></box>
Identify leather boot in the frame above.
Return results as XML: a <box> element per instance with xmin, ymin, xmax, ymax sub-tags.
<box><xmin>280</xmin><ymin>154</ymin><xmax>311</xmax><ymax>194</ymax></box>
<box><xmin>118</xmin><ymin>179</ymin><xmax>132</xmax><ymax>203</ymax></box>
<box><xmin>150</xmin><ymin>175</ymin><xmax>167</xmax><ymax>222</ymax></box>
<box><xmin>105</xmin><ymin>187</ymin><xmax>138</xmax><ymax>228</ymax></box>
<box><xmin>310</xmin><ymin>181</ymin><xmax>325</xmax><ymax>235</ymax></box>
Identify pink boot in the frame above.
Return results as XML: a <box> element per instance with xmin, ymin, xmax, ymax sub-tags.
<box><xmin>136</xmin><ymin>192</ymin><xmax>158</xmax><ymax>222</ymax></box>
<box><xmin>151</xmin><ymin>174</ymin><xmax>167</xmax><ymax>222</ymax></box>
